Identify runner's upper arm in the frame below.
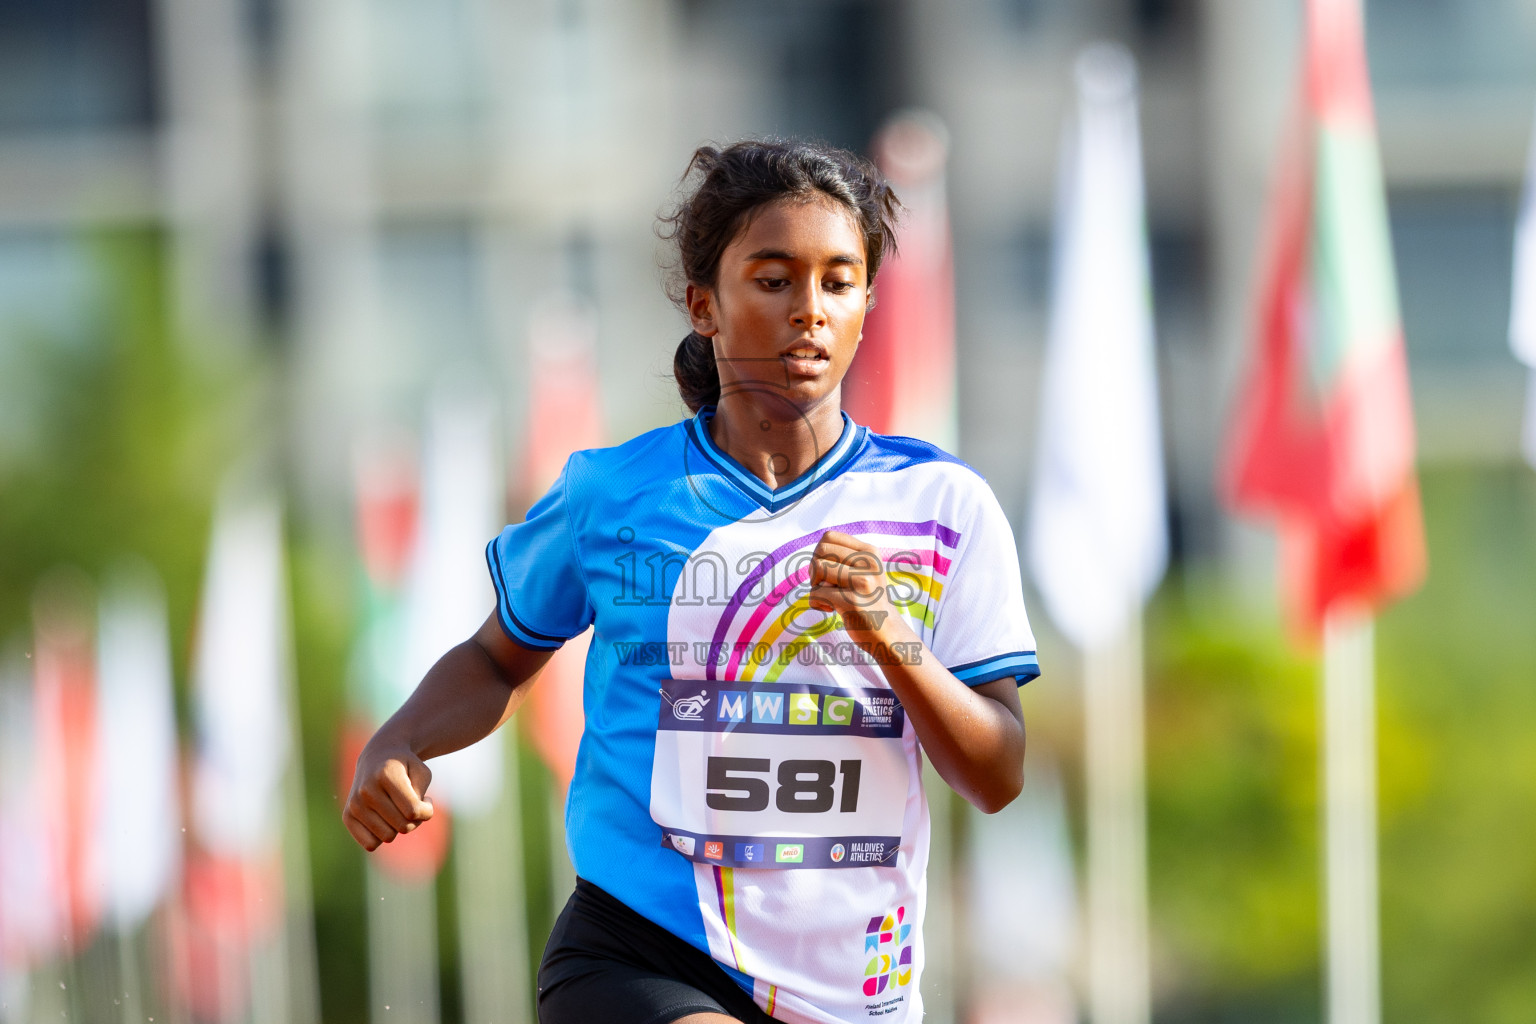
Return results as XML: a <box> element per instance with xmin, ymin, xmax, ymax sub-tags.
<box><xmin>969</xmin><ymin>676</ymin><xmax>1025</xmax><ymax>729</ymax></box>
<box><xmin>472</xmin><ymin>610</ymin><xmax>560</xmax><ymax>692</ymax></box>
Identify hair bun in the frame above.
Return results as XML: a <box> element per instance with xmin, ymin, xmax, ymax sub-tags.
<box><xmin>673</xmin><ymin>331</ymin><xmax>721</xmax><ymax>414</ymax></box>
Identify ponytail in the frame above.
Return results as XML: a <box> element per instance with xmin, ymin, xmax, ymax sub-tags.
<box><xmin>673</xmin><ymin>331</ymin><xmax>721</xmax><ymax>414</ymax></box>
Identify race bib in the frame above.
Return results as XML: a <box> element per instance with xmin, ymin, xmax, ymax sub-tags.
<box><xmin>650</xmin><ymin>680</ymin><xmax>908</xmax><ymax>870</ymax></box>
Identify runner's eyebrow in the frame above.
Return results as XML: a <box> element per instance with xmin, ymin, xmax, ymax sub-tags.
<box><xmin>744</xmin><ymin>248</ymin><xmax>864</xmax><ymax>266</ymax></box>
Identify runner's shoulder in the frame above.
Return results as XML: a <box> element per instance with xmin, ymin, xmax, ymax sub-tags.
<box><xmin>559</xmin><ymin>420</ymin><xmax>688</xmax><ymax>496</ymax></box>
<box><xmin>852</xmin><ymin>430</ymin><xmax>994</xmax><ymax>495</ymax></box>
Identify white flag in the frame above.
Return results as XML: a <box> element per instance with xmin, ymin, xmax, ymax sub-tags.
<box><xmin>0</xmin><ymin>649</ymin><xmax>60</xmax><ymax>971</ymax></box>
<box><xmin>95</xmin><ymin>563</ymin><xmax>183</xmax><ymax>931</ymax></box>
<box><xmin>402</xmin><ymin>378</ymin><xmax>505</xmax><ymax>817</ymax></box>
<box><xmin>191</xmin><ymin>490</ymin><xmax>293</xmax><ymax>855</ymax></box>
<box><xmin>967</xmin><ymin>758</ymin><xmax>1079</xmax><ymax>1023</ymax></box>
<box><xmin>1028</xmin><ymin>43</ymin><xmax>1167</xmax><ymax>650</ymax></box>
<box><xmin>1509</xmin><ymin>102</ymin><xmax>1536</xmax><ymax>468</ymax></box>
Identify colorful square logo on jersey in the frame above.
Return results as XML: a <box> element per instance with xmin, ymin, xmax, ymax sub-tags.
<box><xmin>861</xmin><ymin>905</ymin><xmax>913</xmax><ymax>996</ymax></box>
<box><xmin>703</xmin><ymin>841</ymin><xmax>723</xmax><ymax>861</ymax></box>
<box><xmin>716</xmin><ymin>690</ymin><xmax>747</xmax><ymax>723</ymax></box>
<box><xmin>734</xmin><ymin>843</ymin><xmax>765</xmax><ymax>864</ymax></box>
<box><xmin>750</xmin><ymin>691</ymin><xmax>784</xmax><ymax>724</ymax></box>
<box><xmin>775</xmin><ymin>844</ymin><xmax>804</xmax><ymax>864</ymax></box>
<box><xmin>788</xmin><ymin>693</ymin><xmax>820</xmax><ymax>725</ymax></box>
<box><xmin>822</xmin><ymin>696</ymin><xmax>855</xmax><ymax>726</ymax></box>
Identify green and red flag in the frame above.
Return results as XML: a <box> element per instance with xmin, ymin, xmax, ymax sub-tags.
<box><xmin>518</xmin><ymin>301</ymin><xmax>605</xmax><ymax>790</ymax></box>
<box><xmin>346</xmin><ymin>438</ymin><xmax>453</xmax><ymax>881</ymax></box>
<box><xmin>844</xmin><ymin>111</ymin><xmax>957</xmax><ymax>453</ymax></box>
<box><xmin>1225</xmin><ymin>0</ymin><xmax>1425</xmax><ymax>635</ymax></box>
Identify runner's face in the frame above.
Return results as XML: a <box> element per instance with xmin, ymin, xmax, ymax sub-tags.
<box><xmin>688</xmin><ymin>196</ymin><xmax>869</xmax><ymax>417</ymax></box>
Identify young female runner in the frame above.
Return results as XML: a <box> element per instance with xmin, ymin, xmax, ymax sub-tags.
<box><xmin>344</xmin><ymin>138</ymin><xmax>1040</xmax><ymax>1024</ymax></box>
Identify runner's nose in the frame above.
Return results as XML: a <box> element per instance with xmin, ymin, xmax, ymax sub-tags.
<box><xmin>790</xmin><ymin>280</ymin><xmax>827</xmax><ymax>328</ymax></box>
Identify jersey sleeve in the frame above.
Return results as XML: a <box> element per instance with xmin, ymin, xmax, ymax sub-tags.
<box><xmin>485</xmin><ymin>461</ymin><xmax>595</xmax><ymax>650</ymax></box>
<box><xmin>929</xmin><ymin>484</ymin><xmax>1040</xmax><ymax>686</ymax></box>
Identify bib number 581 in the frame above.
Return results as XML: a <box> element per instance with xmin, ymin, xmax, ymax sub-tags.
<box><xmin>705</xmin><ymin>757</ymin><xmax>863</xmax><ymax>814</ymax></box>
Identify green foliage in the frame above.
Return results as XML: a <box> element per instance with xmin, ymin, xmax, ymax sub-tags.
<box><xmin>1144</xmin><ymin>579</ymin><xmax>1321</xmax><ymax>1019</ymax></box>
<box><xmin>1375</xmin><ymin>466</ymin><xmax>1536</xmax><ymax>1024</ymax></box>
<box><xmin>0</xmin><ymin>229</ymin><xmax>239</xmax><ymax>666</ymax></box>
<box><xmin>1144</xmin><ymin>466</ymin><xmax>1536</xmax><ymax>1023</ymax></box>
<box><xmin>288</xmin><ymin>538</ymin><xmax>369</xmax><ymax>1024</ymax></box>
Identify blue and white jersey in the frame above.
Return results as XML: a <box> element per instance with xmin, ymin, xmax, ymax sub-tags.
<box><xmin>487</xmin><ymin>406</ymin><xmax>1039</xmax><ymax>1024</ymax></box>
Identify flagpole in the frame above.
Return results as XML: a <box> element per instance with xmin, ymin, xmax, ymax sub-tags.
<box><xmin>919</xmin><ymin>760</ymin><xmax>956</xmax><ymax>1024</ymax></box>
<box><xmin>154</xmin><ymin>890</ymin><xmax>190</xmax><ymax>1024</ymax></box>
<box><xmin>367</xmin><ymin>863</ymin><xmax>441</xmax><ymax>1024</ymax></box>
<box><xmin>279</xmin><ymin>639</ymin><xmax>321</xmax><ymax>1024</ymax></box>
<box><xmin>1322</xmin><ymin>608</ymin><xmax>1380</xmax><ymax>1024</ymax></box>
<box><xmin>116</xmin><ymin>928</ymin><xmax>144</xmax><ymax>1024</ymax></box>
<box><xmin>1023</xmin><ymin>39</ymin><xmax>1163</xmax><ymax>1024</ymax></box>
<box><xmin>1509</xmin><ymin>98</ymin><xmax>1536</xmax><ymax>469</ymax></box>
<box><xmin>455</xmin><ymin>731</ymin><xmax>533</xmax><ymax>1024</ymax></box>
<box><xmin>1083</xmin><ymin>613</ymin><xmax>1150</xmax><ymax>1024</ymax></box>
<box><xmin>247</xmin><ymin>855</ymin><xmax>289</xmax><ymax>1024</ymax></box>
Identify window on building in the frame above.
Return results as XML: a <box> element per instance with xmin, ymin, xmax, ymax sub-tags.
<box><xmin>1367</xmin><ymin>0</ymin><xmax>1536</xmax><ymax>89</ymax></box>
<box><xmin>0</xmin><ymin>0</ymin><xmax>157</xmax><ymax>134</ymax></box>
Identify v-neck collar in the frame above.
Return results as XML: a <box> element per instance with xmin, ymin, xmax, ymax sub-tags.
<box><xmin>684</xmin><ymin>405</ymin><xmax>866</xmax><ymax>512</ymax></box>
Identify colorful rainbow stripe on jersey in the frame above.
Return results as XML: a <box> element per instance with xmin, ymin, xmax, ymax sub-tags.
<box><xmin>705</xmin><ymin>519</ymin><xmax>962</xmax><ymax>683</ymax></box>
<box><xmin>713</xmin><ymin>866</ymin><xmax>748</xmax><ymax>971</ymax></box>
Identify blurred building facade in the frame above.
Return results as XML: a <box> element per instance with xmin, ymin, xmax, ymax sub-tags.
<box><xmin>3</xmin><ymin>0</ymin><xmax>1534</xmax><ymax>538</ymax></box>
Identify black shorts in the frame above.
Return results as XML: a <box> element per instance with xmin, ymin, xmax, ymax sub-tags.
<box><xmin>538</xmin><ymin>878</ymin><xmax>778</xmax><ymax>1024</ymax></box>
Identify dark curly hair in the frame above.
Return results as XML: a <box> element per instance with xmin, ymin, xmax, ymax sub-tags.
<box><xmin>660</xmin><ymin>139</ymin><xmax>902</xmax><ymax>413</ymax></box>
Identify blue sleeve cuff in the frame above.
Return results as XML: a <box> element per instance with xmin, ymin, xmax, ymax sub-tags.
<box><xmin>485</xmin><ymin>537</ymin><xmax>569</xmax><ymax>651</ymax></box>
<box><xmin>948</xmin><ymin>651</ymin><xmax>1040</xmax><ymax>688</ymax></box>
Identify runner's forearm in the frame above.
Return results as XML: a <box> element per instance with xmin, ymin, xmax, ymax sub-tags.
<box><xmin>851</xmin><ymin>615</ymin><xmax>1025</xmax><ymax>813</ymax></box>
<box><xmin>370</xmin><ymin>616</ymin><xmax>553</xmax><ymax>761</ymax></box>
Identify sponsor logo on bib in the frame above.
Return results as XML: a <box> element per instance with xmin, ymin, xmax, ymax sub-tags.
<box><xmin>667</xmin><ymin>834</ymin><xmax>695</xmax><ymax>856</ymax></box>
<box><xmin>775</xmin><ymin>843</ymin><xmax>804</xmax><ymax>864</ymax></box>
<box><xmin>704</xmin><ymin>841</ymin><xmax>724</xmax><ymax>860</ymax></box>
<box><xmin>830</xmin><ymin>843</ymin><xmax>846</xmax><ymax>863</ymax></box>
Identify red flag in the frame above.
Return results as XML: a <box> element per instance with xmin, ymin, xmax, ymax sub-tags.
<box><xmin>844</xmin><ymin>111</ymin><xmax>957</xmax><ymax>451</ymax></box>
<box><xmin>354</xmin><ymin>441</ymin><xmax>418</xmax><ymax>592</ymax></box>
<box><xmin>32</xmin><ymin>578</ymin><xmax>103</xmax><ymax>953</ymax></box>
<box><xmin>1224</xmin><ymin>0</ymin><xmax>1425</xmax><ymax>635</ymax></box>
<box><xmin>519</xmin><ymin>301</ymin><xmax>604</xmax><ymax>788</ymax></box>
<box><xmin>170</xmin><ymin>850</ymin><xmax>283</xmax><ymax>1021</ymax></box>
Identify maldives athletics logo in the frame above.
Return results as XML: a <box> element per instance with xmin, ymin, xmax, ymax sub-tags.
<box><xmin>861</xmin><ymin>906</ymin><xmax>912</xmax><ymax>997</ymax></box>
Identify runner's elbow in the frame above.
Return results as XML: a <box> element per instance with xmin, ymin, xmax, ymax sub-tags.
<box><xmin>955</xmin><ymin>753</ymin><xmax>1023</xmax><ymax>814</ymax></box>
<box><xmin>971</xmin><ymin>770</ymin><xmax>1023</xmax><ymax>815</ymax></box>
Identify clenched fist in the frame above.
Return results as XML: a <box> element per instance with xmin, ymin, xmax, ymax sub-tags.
<box><xmin>343</xmin><ymin>739</ymin><xmax>435</xmax><ymax>851</ymax></box>
<box><xmin>807</xmin><ymin>529</ymin><xmax>903</xmax><ymax>641</ymax></box>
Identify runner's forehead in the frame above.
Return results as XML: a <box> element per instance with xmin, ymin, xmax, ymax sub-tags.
<box><xmin>722</xmin><ymin>198</ymin><xmax>867</xmax><ymax>274</ymax></box>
